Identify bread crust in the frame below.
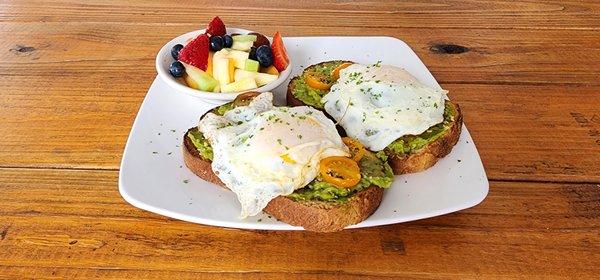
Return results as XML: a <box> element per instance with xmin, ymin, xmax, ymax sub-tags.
<box><xmin>264</xmin><ymin>186</ymin><xmax>383</xmax><ymax>232</ymax></box>
<box><xmin>182</xmin><ymin>128</ymin><xmax>223</xmax><ymax>186</ymax></box>
<box><xmin>285</xmin><ymin>61</ymin><xmax>463</xmax><ymax>175</ymax></box>
<box><xmin>182</xmin><ymin>128</ymin><xmax>383</xmax><ymax>232</ymax></box>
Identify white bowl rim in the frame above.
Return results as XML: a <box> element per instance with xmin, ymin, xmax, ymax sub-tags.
<box><xmin>155</xmin><ymin>27</ymin><xmax>292</xmax><ymax>101</ymax></box>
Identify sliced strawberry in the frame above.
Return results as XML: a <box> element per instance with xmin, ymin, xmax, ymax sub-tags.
<box><xmin>271</xmin><ymin>32</ymin><xmax>289</xmax><ymax>72</ymax></box>
<box><xmin>206</xmin><ymin>16</ymin><xmax>226</xmax><ymax>36</ymax></box>
<box><xmin>178</xmin><ymin>34</ymin><xmax>210</xmax><ymax>71</ymax></box>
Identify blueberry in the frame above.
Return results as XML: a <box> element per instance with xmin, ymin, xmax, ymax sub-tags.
<box><xmin>171</xmin><ymin>44</ymin><xmax>183</xmax><ymax>60</ymax></box>
<box><xmin>223</xmin><ymin>35</ymin><xmax>233</xmax><ymax>48</ymax></box>
<box><xmin>210</xmin><ymin>36</ymin><xmax>223</xmax><ymax>51</ymax></box>
<box><xmin>169</xmin><ymin>61</ymin><xmax>185</xmax><ymax>77</ymax></box>
<box><xmin>255</xmin><ymin>45</ymin><xmax>273</xmax><ymax>67</ymax></box>
<box><xmin>248</xmin><ymin>47</ymin><xmax>257</xmax><ymax>61</ymax></box>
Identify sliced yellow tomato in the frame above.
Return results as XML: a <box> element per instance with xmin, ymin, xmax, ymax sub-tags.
<box><xmin>319</xmin><ymin>156</ymin><xmax>361</xmax><ymax>188</ymax></box>
<box><xmin>332</xmin><ymin>62</ymin><xmax>353</xmax><ymax>80</ymax></box>
<box><xmin>305</xmin><ymin>72</ymin><xmax>332</xmax><ymax>90</ymax></box>
<box><xmin>342</xmin><ymin>137</ymin><xmax>366</xmax><ymax>162</ymax></box>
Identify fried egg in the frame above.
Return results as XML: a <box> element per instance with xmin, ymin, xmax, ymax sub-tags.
<box><xmin>199</xmin><ymin>92</ymin><xmax>348</xmax><ymax>218</ymax></box>
<box><xmin>322</xmin><ymin>63</ymin><xmax>448</xmax><ymax>151</ymax></box>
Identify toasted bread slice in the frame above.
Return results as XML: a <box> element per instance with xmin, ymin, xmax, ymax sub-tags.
<box><xmin>182</xmin><ymin>127</ymin><xmax>384</xmax><ymax>232</ymax></box>
<box><xmin>286</xmin><ymin>61</ymin><xmax>463</xmax><ymax>174</ymax></box>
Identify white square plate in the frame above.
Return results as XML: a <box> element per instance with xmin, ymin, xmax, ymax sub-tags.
<box><xmin>119</xmin><ymin>36</ymin><xmax>489</xmax><ymax>230</ymax></box>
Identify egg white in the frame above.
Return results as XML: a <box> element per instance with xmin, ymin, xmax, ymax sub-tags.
<box><xmin>322</xmin><ymin>64</ymin><xmax>448</xmax><ymax>151</ymax></box>
<box><xmin>198</xmin><ymin>92</ymin><xmax>348</xmax><ymax>218</ymax></box>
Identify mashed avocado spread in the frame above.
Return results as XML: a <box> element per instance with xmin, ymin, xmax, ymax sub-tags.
<box><xmin>291</xmin><ymin>60</ymin><xmax>347</xmax><ymax>109</ymax></box>
<box><xmin>215</xmin><ymin>102</ymin><xmax>235</xmax><ymax>116</ymax></box>
<box><xmin>186</xmin><ymin>102</ymin><xmax>236</xmax><ymax>160</ymax></box>
<box><xmin>385</xmin><ymin>102</ymin><xmax>456</xmax><ymax>155</ymax></box>
<box><xmin>288</xmin><ymin>151</ymin><xmax>393</xmax><ymax>203</ymax></box>
<box><xmin>187</xmin><ymin>129</ymin><xmax>213</xmax><ymax>161</ymax></box>
<box><xmin>187</xmin><ymin>99</ymin><xmax>393</xmax><ymax>203</ymax></box>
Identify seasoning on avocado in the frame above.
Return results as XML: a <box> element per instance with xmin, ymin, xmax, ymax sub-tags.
<box><xmin>291</xmin><ymin>61</ymin><xmax>348</xmax><ymax>109</ymax></box>
<box><xmin>216</xmin><ymin>102</ymin><xmax>235</xmax><ymax>116</ymax></box>
<box><xmin>187</xmin><ymin>128</ymin><xmax>214</xmax><ymax>160</ymax></box>
<box><xmin>386</xmin><ymin>101</ymin><xmax>456</xmax><ymax>155</ymax></box>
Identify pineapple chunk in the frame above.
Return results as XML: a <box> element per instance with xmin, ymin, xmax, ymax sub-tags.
<box><xmin>234</xmin><ymin>69</ymin><xmax>278</xmax><ymax>86</ymax></box>
<box><xmin>213</xmin><ymin>57</ymin><xmax>234</xmax><ymax>86</ymax></box>
<box><xmin>221</xmin><ymin>78</ymin><xmax>258</xmax><ymax>93</ymax></box>
<box><xmin>231</xmin><ymin>41</ymin><xmax>253</xmax><ymax>51</ymax></box>
<box><xmin>227</xmin><ymin>49</ymin><xmax>250</xmax><ymax>69</ymax></box>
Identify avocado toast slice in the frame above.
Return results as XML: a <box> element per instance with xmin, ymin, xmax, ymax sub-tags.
<box><xmin>287</xmin><ymin>61</ymin><xmax>463</xmax><ymax>174</ymax></box>
<box><xmin>183</xmin><ymin>92</ymin><xmax>394</xmax><ymax>232</ymax></box>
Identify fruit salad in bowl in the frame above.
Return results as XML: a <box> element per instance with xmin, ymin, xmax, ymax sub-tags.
<box><xmin>156</xmin><ymin>17</ymin><xmax>292</xmax><ymax>103</ymax></box>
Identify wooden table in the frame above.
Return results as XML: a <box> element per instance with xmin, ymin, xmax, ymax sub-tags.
<box><xmin>1</xmin><ymin>1</ymin><xmax>599</xmax><ymax>278</ymax></box>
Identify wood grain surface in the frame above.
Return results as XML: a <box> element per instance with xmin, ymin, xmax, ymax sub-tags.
<box><xmin>0</xmin><ymin>169</ymin><xmax>598</xmax><ymax>279</ymax></box>
<box><xmin>0</xmin><ymin>0</ymin><xmax>599</xmax><ymax>279</ymax></box>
